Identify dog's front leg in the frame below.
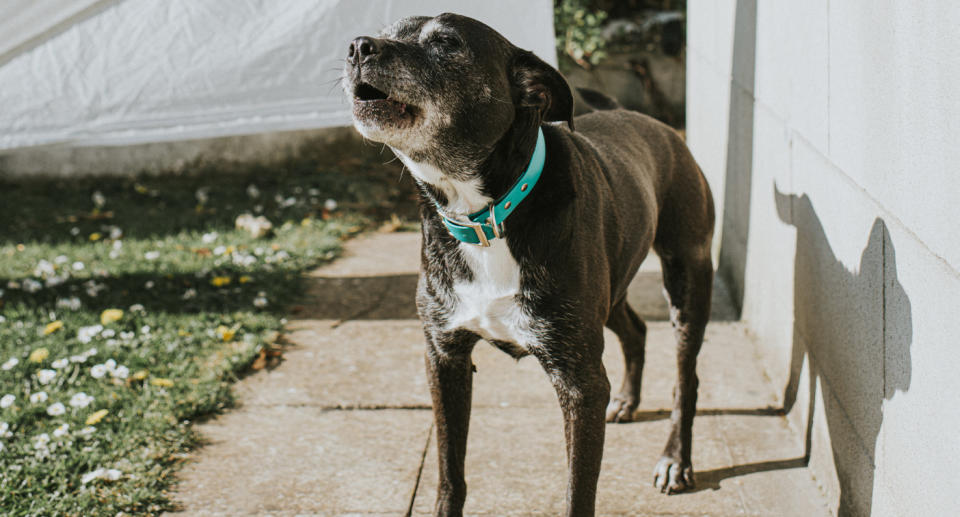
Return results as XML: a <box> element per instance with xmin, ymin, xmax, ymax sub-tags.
<box><xmin>425</xmin><ymin>336</ymin><xmax>476</xmax><ymax>517</ymax></box>
<box><xmin>538</xmin><ymin>342</ymin><xmax>611</xmax><ymax>517</ymax></box>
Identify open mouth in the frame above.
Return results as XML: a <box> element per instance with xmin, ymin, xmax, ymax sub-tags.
<box><xmin>354</xmin><ymin>83</ymin><xmax>389</xmax><ymax>101</ymax></box>
<box><xmin>352</xmin><ymin>82</ymin><xmax>418</xmax><ymax>127</ymax></box>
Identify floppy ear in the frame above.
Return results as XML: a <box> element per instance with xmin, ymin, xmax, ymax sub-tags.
<box><xmin>512</xmin><ymin>50</ymin><xmax>575</xmax><ymax>130</ymax></box>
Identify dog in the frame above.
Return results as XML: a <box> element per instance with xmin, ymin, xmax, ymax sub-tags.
<box><xmin>343</xmin><ymin>13</ymin><xmax>714</xmax><ymax>516</ymax></box>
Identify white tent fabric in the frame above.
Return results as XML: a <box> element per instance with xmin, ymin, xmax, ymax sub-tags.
<box><xmin>0</xmin><ymin>0</ymin><xmax>555</xmax><ymax>151</ymax></box>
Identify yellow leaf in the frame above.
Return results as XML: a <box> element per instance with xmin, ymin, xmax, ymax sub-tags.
<box><xmin>86</xmin><ymin>409</ymin><xmax>109</xmax><ymax>425</ymax></box>
<box><xmin>130</xmin><ymin>370</ymin><xmax>149</xmax><ymax>381</ymax></box>
<box><xmin>150</xmin><ymin>378</ymin><xmax>174</xmax><ymax>388</ymax></box>
<box><xmin>238</xmin><ymin>275</ymin><xmax>252</xmax><ymax>284</ymax></box>
<box><xmin>89</xmin><ymin>232</ymin><xmax>102</xmax><ymax>241</ymax></box>
<box><xmin>43</xmin><ymin>321</ymin><xmax>63</xmax><ymax>335</ymax></box>
<box><xmin>100</xmin><ymin>309</ymin><xmax>124</xmax><ymax>325</ymax></box>
<box><xmin>215</xmin><ymin>325</ymin><xmax>236</xmax><ymax>342</ymax></box>
<box><xmin>29</xmin><ymin>347</ymin><xmax>50</xmax><ymax>362</ymax></box>
<box><xmin>210</xmin><ymin>276</ymin><xmax>231</xmax><ymax>287</ymax></box>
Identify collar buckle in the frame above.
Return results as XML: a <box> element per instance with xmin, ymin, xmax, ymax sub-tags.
<box><xmin>463</xmin><ymin>219</ymin><xmax>490</xmax><ymax>247</ymax></box>
<box><xmin>487</xmin><ymin>203</ymin><xmax>503</xmax><ymax>240</ymax></box>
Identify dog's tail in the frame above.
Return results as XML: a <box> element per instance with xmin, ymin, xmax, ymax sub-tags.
<box><xmin>574</xmin><ymin>87</ymin><xmax>622</xmax><ymax>113</ymax></box>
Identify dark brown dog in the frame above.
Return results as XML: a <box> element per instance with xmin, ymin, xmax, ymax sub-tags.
<box><xmin>343</xmin><ymin>13</ymin><xmax>714</xmax><ymax>516</ymax></box>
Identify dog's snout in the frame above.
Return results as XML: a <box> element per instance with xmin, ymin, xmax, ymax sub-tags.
<box><xmin>348</xmin><ymin>36</ymin><xmax>379</xmax><ymax>65</ymax></box>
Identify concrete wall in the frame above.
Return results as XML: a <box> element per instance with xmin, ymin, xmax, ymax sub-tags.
<box><xmin>687</xmin><ymin>1</ymin><xmax>960</xmax><ymax>515</ymax></box>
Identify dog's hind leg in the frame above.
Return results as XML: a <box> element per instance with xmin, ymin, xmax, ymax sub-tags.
<box><xmin>425</xmin><ymin>333</ymin><xmax>477</xmax><ymax>516</ymax></box>
<box><xmin>652</xmin><ymin>244</ymin><xmax>713</xmax><ymax>494</ymax></box>
<box><xmin>605</xmin><ymin>301</ymin><xmax>648</xmax><ymax>423</ymax></box>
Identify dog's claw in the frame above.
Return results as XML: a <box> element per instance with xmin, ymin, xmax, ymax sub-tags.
<box><xmin>652</xmin><ymin>456</ymin><xmax>694</xmax><ymax>494</ymax></box>
<box><xmin>605</xmin><ymin>396</ymin><xmax>639</xmax><ymax>423</ymax></box>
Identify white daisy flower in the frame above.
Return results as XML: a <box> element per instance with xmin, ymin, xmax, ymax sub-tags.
<box><xmin>119</xmin><ymin>331</ymin><xmax>135</xmax><ymax>341</ymax></box>
<box><xmin>111</xmin><ymin>365</ymin><xmax>129</xmax><ymax>379</ymax></box>
<box><xmin>69</xmin><ymin>392</ymin><xmax>94</xmax><ymax>408</ymax></box>
<box><xmin>46</xmin><ymin>402</ymin><xmax>66</xmax><ymax>416</ymax></box>
<box><xmin>144</xmin><ymin>251</ymin><xmax>160</xmax><ymax>260</ymax></box>
<box><xmin>144</xmin><ymin>280</ymin><xmax>155</xmax><ymax>289</ymax></box>
<box><xmin>72</xmin><ymin>261</ymin><xmax>85</xmax><ymax>271</ymax></box>
<box><xmin>1</xmin><ymin>358</ymin><xmax>18</xmax><ymax>370</ymax></box>
<box><xmin>90</xmin><ymin>364</ymin><xmax>108</xmax><ymax>379</ymax></box>
<box><xmin>246</xmin><ymin>184</ymin><xmax>260</xmax><ymax>199</ymax></box>
<box><xmin>82</xmin><ymin>468</ymin><xmax>106</xmax><ymax>484</ymax></box>
<box><xmin>30</xmin><ymin>391</ymin><xmax>48</xmax><ymax>403</ymax></box>
<box><xmin>33</xmin><ymin>260</ymin><xmax>56</xmax><ymax>278</ymax></box>
<box><xmin>0</xmin><ymin>394</ymin><xmax>14</xmax><ymax>408</ymax></box>
<box><xmin>91</xmin><ymin>190</ymin><xmax>106</xmax><ymax>208</ymax></box>
<box><xmin>52</xmin><ymin>358</ymin><xmax>69</xmax><ymax>369</ymax></box>
<box><xmin>182</xmin><ymin>288</ymin><xmax>197</xmax><ymax>300</ymax></box>
<box><xmin>129</xmin><ymin>304</ymin><xmax>145</xmax><ymax>313</ymax></box>
<box><xmin>45</xmin><ymin>276</ymin><xmax>66</xmax><ymax>288</ymax></box>
<box><xmin>78</xmin><ymin>426</ymin><xmax>96</xmax><ymax>436</ymax></box>
<box><xmin>140</xmin><ymin>325</ymin><xmax>151</xmax><ymax>335</ymax></box>
<box><xmin>104</xmin><ymin>359</ymin><xmax>116</xmax><ymax>371</ymax></box>
<box><xmin>101</xmin><ymin>329</ymin><xmax>116</xmax><ymax>339</ymax></box>
<box><xmin>56</xmin><ymin>297</ymin><xmax>82</xmax><ymax>310</ymax></box>
<box><xmin>84</xmin><ymin>280</ymin><xmax>105</xmax><ymax>297</ymax></box>
<box><xmin>253</xmin><ymin>293</ymin><xmax>268</xmax><ymax>308</ymax></box>
<box><xmin>77</xmin><ymin>324</ymin><xmax>104</xmax><ymax>344</ymax></box>
<box><xmin>202</xmin><ymin>231</ymin><xmax>219</xmax><ymax>243</ymax></box>
<box><xmin>23</xmin><ymin>279</ymin><xmax>42</xmax><ymax>293</ymax></box>
<box><xmin>54</xmin><ymin>255</ymin><xmax>69</xmax><ymax>265</ymax></box>
<box><xmin>34</xmin><ymin>432</ymin><xmax>50</xmax><ymax>448</ymax></box>
<box><xmin>53</xmin><ymin>423</ymin><xmax>69</xmax><ymax>438</ymax></box>
<box><xmin>195</xmin><ymin>188</ymin><xmax>210</xmax><ymax>204</ymax></box>
<box><xmin>36</xmin><ymin>369</ymin><xmax>56</xmax><ymax>385</ymax></box>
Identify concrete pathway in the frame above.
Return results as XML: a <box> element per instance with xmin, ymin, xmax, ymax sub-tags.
<box><xmin>168</xmin><ymin>232</ymin><xmax>831</xmax><ymax>516</ymax></box>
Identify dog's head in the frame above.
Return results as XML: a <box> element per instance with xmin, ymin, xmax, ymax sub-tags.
<box><xmin>343</xmin><ymin>13</ymin><xmax>572</xmax><ymax>172</ymax></box>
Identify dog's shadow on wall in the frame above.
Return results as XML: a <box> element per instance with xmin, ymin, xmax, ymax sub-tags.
<box><xmin>688</xmin><ymin>188</ymin><xmax>913</xmax><ymax>514</ymax></box>
<box><xmin>768</xmin><ymin>187</ymin><xmax>912</xmax><ymax>515</ymax></box>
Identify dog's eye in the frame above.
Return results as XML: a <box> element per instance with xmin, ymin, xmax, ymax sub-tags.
<box><xmin>430</xmin><ymin>34</ymin><xmax>462</xmax><ymax>51</ymax></box>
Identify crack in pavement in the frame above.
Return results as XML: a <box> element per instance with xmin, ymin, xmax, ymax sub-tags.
<box><xmin>405</xmin><ymin>421</ymin><xmax>433</xmax><ymax>517</ymax></box>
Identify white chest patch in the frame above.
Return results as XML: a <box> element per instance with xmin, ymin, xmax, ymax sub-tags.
<box><xmin>392</xmin><ymin>152</ymin><xmax>539</xmax><ymax>349</ymax></box>
<box><xmin>446</xmin><ymin>239</ymin><xmax>539</xmax><ymax>349</ymax></box>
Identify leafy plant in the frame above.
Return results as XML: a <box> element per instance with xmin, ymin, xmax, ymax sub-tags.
<box><xmin>554</xmin><ymin>0</ymin><xmax>608</xmax><ymax>68</ymax></box>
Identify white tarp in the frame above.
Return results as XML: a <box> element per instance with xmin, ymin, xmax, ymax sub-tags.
<box><xmin>0</xmin><ymin>0</ymin><xmax>555</xmax><ymax>151</ymax></box>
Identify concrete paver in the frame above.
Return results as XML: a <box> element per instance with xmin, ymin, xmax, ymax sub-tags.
<box><xmin>171</xmin><ymin>407</ymin><xmax>431</xmax><ymax>516</ymax></box>
<box><xmin>169</xmin><ymin>231</ymin><xmax>830</xmax><ymax>516</ymax></box>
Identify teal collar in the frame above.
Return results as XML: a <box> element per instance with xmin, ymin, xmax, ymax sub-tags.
<box><xmin>437</xmin><ymin>127</ymin><xmax>546</xmax><ymax>246</ymax></box>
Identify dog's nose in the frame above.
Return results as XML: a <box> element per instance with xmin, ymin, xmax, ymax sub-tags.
<box><xmin>348</xmin><ymin>36</ymin><xmax>379</xmax><ymax>64</ymax></box>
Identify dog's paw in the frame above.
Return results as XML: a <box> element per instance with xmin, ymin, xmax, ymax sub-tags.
<box><xmin>605</xmin><ymin>396</ymin><xmax>639</xmax><ymax>423</ymax></box>
<box><xmin>652</xmin><ymin>456</ymin><xmax>694</xmax><ymax>494</ymax></box>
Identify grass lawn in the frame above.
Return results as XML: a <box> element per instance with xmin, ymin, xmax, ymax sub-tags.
<box><xmin>0</xmin><ymin>136</ymin><xmax>412</xmax><ymax>516</ymax></box>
